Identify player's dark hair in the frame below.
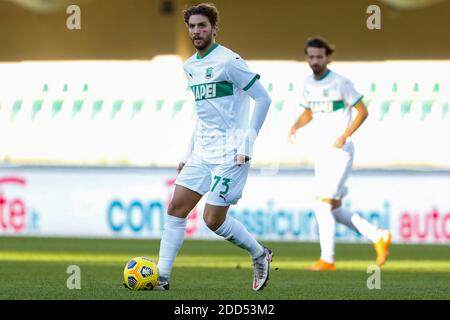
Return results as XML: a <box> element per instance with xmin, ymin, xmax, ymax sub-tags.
<box><xmin>304</xmin><ymin>37</ymin><xmax>335</xmax><ymax>56</ymax></box>
<box><xmin>183</xmin><ymin>3</ymin><xmax>220</xmax><ymax>28</ymax></box>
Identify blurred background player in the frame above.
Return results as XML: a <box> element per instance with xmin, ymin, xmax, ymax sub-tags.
<box><xmin>288</xmin><ymin>37</ymin><xmax>392</xmax><ymax>271</ymax></box>
<box><xmin>156</xmin><ymin>3</ymin><xmax>273</xmax><ymax>290</ymax></box>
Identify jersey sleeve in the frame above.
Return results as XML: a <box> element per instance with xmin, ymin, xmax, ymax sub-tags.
<box><xmin>225</xmin><ymin>57</ymin><xmax>260</xmax><ymax>91</ymax></box>
<box><xmin>342</xmin><ymin>79</ymin><xmax>364</xmax><ymax>107</ymax></box>
<box><xmin>183</xmin><ymin>66</ymin><xmax>193</xmax><ymax>86</ymax></box>
<box><xmin>299</xmin><ymin>83</ymin><xmax>310</xmax><ymax>109</ymax></box>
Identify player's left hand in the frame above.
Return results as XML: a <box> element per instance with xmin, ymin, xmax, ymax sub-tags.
<box><xmin>236</xmin><ymin>154</ymin><xmax>251</xmax><ymax>166</ymax></box>
<box><xmin>333</xmin><ymin>136</ymin><xmax>347</xmax><ymax>149</ymax></box>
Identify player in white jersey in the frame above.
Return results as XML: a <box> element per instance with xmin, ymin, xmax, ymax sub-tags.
<box><xmin>288</xmin><ymin>37</ymin><xmax>391</xmax><ymax>270</ymax></box>
<box><xmin>155</xmin><ymin>3</ymin><xmax>273</xmax><ymax>291</ymax></box>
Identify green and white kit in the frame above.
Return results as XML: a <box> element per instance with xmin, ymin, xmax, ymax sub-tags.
<box><xmin>300</xmin><ymin>70</ymin><xmax>364</xmax><ymax>199</ymax></box>
<box><xmin>176</xmin><ymin>43</ymin><xmax>266</xmax><ymax>206</ymax></box>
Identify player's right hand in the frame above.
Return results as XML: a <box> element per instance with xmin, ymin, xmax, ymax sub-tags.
<box><xmin>176</xmin><ymin>162</ymin><xmax>185</xmax><ymax>174</ymax></box>
<box><xmin>288</xmin><ymin>127</ymin><xmax>297</xmax><ymax>144</ymax></box>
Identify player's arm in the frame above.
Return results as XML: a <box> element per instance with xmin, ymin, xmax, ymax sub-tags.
<box><xmin>288</xmin><ymin>108</ymin><xmax>313</xmax><ymax>144</ymax></box>
<box><xmin>177</xmin><ymin>128</ymin><xmax>195</xmax><ymax>173</ymax></box>
<box><xmin>224</xmin><ymin>56</ymin><xmax>272</xmax><ymax>165</ymax></box>
<box><xmin>236</xmin><ymin>80</ymin><xmax>272</xmax><ymax>165</ymax></box>
<box><xmin>177</xmin><ymin>67</ymin><xmax>195</xmax><ymax>173</ymax></box>
<box><xmin>334</xmin><ymin>99</ymin><xmax>368</xmax><ymax>148</ymax></box>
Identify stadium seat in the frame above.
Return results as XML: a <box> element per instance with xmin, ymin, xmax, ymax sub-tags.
<box><xmin>421</xmin><ymin>99</ymin><xmax>433</xmax><ymax>120</ymax></box>
<box><xmin>111</xmin><ymin>99</ymin><xmax>124</xmax><ymax>120</ymax></box>
<box><xmin>11</xmin><ymin>99</ymin><xmax>23</xmax><ymax>120</ymax></box>
<box><xmin>130</xmin><ymin>99</ymin><xmax>144</xmax><ymax>119</ymax></box>
<box><xmin>91</xmin><ymin>100</ymin><xmax>105</xmax><ymax>119</ymax></box>
<box><xmin>72</xmin><ymin>99</ymin><xmax>85</xmax><ymax>117</ymax></box>
<box><xmin>32</xmin><ymin>99</ymin><xmax>44</xmax><ymax>120</ymax></box>
<box><xmin>443</xmin><ymin>102</ymin><xmax>449</xmax><ymax>120</ymax></box>
<box><xmin>378</xmin><ymin>100</ymin><xmax>392</xmax><ymax>121</ymax></box>
<box><xmin>52</xmin><ymin>99</ymin><xmax>64</xmax><ymax>117</ymax></box>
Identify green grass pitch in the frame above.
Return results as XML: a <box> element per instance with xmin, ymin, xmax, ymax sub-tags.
<box><xmin>0</xmin><ymin>236</ymin><xmax>449</xmax><ymax>300</ymax></box>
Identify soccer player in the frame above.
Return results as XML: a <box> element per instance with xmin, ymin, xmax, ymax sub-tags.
<box><xmin>155</xmin><ymin>3</ymin><xmax>273</xmax><ymax>290</ymax></box>
<box><xmin>288</xmin><ymin>37</ymin><xmax>391</xmax><ymax>271</ymax></box>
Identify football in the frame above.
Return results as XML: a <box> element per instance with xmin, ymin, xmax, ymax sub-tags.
<box><xmin>123</xmin><ymin>257</ymin><xmax>159</xmax><ymax>290</ymax></box>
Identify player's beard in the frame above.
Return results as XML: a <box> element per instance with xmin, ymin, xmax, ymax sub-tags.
<box><xmin>311</xmin><ymin>64</ymin><xmax>325</xmax><ymax>75</ymax></box>
<box><xmin>192</xmin><ymin>32</ymin><xmax>213</xmax><ymax>51</ymax></box>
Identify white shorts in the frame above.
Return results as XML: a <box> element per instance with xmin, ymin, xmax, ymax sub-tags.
<box><xmin>314</xmin><ymin>143</ymin><xmax>354</xmax><ymax>200</ymax></box>
<box><xmin>175</xmin><ymin>155</ymin><xmax>250</xmax><ymax>206</ymax></box>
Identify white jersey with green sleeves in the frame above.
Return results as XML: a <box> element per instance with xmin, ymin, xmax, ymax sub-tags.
<box><xmin>299</xmin><ymin>70</ymin><xmax>364</xmax><ymax>149</ymax></box>
<box><xmin>184</xmin><ymin>43</ymin><xmax>260</xmax><ymax>164</ymax></box>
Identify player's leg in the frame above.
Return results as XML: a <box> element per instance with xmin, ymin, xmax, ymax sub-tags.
<box><xmin>305</xmin><ymin>197</ymin><xmax>337</xmax><ymax>270</ymax></box>
<box><xmin>333</xmin><ymin>196</ymin><xmax>383</xmax><ymax>243</ymax></box>
<box><xmin>205</xmin><ymin>160</ymin><xmax>273</xmax><ymax>291</ymax></box>
<box><xmin>156</xmin><ymin>158</ymin><xmax>211</xmax><ymax>289</ymax></box>
<box><xmin>332</xmin><ymin>191</ymin><xmax>391</xmax><ymax>266</ymax></box>
<box><xmin>307</xmin><ymin>145</ymin><xmax>354</xmax><ymax>270</ymax></box>
<box><xmin>327</xmin><ymin>144</ymin><xmax>392</xmax><ymax>266</ymax></box>
<box><xmin>203</xmin><ymin>203</ymin><xmax>265</xmax><ymax>260</ymax></box>
<box><xmin>156</xmin><ymin>185</ymin><xmax>202</xmax><ymax>288</ymax></box>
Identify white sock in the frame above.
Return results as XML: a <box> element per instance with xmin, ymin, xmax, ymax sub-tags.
<box><xmin>314</xmin><ymin>201</ymin><xmax>336</xmax><ymax>264</ymax></box>
<box><xmin>157</xmin><ymin>214</ymin><xmax>187</xmax><ymax>281</ymax></box>
<box><xmin>214</xmin><ymin>215</ymin><xmax>264</xmax><ymax>259</ymax></box>
<box><xmin>333</xmin><ymin>207</ymin><xmax>383</xmax><ymax>243</ymax></box>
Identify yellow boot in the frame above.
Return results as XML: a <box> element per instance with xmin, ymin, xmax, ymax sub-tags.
<box><xmin>305</xmin><ymin>259</ymin><xmax>336</xmax><ymax>271</ymax></box>
<box><xmin>374</xmin><ymin>230</ymin><xmax>392</xmax><ymax>267</ymax></box>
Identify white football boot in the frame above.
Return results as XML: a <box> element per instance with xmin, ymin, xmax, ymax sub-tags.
<box><xmin>252</xmin><ymin>246</ymin><xmax>273</xmax><ymax>291</ymax></box>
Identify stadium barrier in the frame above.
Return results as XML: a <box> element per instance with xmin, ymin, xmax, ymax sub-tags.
<box><xmin>0</xmin><ymin>166</ymin><xmax>449</xmax><ymax>244</ymax></box>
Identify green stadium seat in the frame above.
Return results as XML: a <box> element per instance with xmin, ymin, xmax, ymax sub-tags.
<box><xmin>274</xmin><ymin>100</ymin><xmax>284</xmax><ymax>112</ymax></box>
<box><xmin>11</xmin><ymin>100</ymin><xmax>23</xmax><ymax>120</ymax></box>
<box><xmin>288</xmin><ymin>83</ymin><xmax>294</xmax><ymax>92</ymax></box>
<box><xmin>52</xmin><ymin>100</ymin><xmax>64</xmax><ymax>117</ymax></box>
<box><xmin>401</xmin><ymin>99</ymin><xmax>413</xmax><ymax>117</ymax></box>
<box><xmin>111</xmin><ymin>99</ymin><xmax>124</xmax><ymax>119</ymax></box>
<box><xmin>72</xmin><ymin>99</ymin><xmax>85</xmax><ymax>117</ymax></box>
<box><xmin>391</xmin><ymin>82</ymin><xmax>398</xmax><ymax>93</ymax></box>
<box><xmin>379</xmin><ymin>100</ymin><xmax>392</xmax><ymax>121</ymax></box>
<box><xmin>155</xmin><ymin>99</ymin><xmax>165</xmax><ymax>111</ymax></box>
<box><xmin>133</xmin><ymin>100</ymin><xmax>144</xmax><ymax>113</ymax></box>
<box><xmin>92</xmin><ymin>100</ymin><xmax>104</xmax><ymax>119</ymax></box>
<box><xmin>421</xmin><ymin>100</ymin><xmax>433</xmax><ymax>120</ymax></box>
<box><xmin>364</xmin><ymin>82</ymin><xmax>376</xmax><ymax>107</ymax></box>
<box><xmin>32</xmin><ymin>100</ymin><xmax>44</xmax><ymax>120</ymax></box>
<box><xmin>130</xmin><ymin>100</ymin><xmax>144</xmax><ymax>119</ymax></box>
<box><xmin>173</xmin><ymin>100</ymin><xmax>185</xmax><ymax>112</ymax></box>
<box><xmin>443</xmin><ymin>102</ymin><xmax>449</xmax><ymax>120</ymax></box>
<box><xmin>172</xmin><ymin>100</ymin><xmax>187</xmax><ymax>119</ymax></box>
<box><xmin>433</xmin><ymin>82</ymin><xmax>439</xmax><ymax>93</ymax></box>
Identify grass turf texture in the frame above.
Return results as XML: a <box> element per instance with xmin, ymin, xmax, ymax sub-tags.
<box><xmin>0</xmin><ymin>236</ymin><xmax>449</xmax><ymax>300</ymax></box>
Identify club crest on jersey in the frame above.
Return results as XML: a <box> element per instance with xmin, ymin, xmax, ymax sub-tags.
<box><xmin>205</xmin><ymin>67</ymin><xmax>214</xmax><ymax>79</ymax></box>
<box><xmin>323</xmin><ymin>88</ymin><xmax>329</xmax><ymax>97</ymax></box>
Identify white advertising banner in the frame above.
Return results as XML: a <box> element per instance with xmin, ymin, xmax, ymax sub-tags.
<box><xmin>0</xmin><ymin>167</ymin><xmax>449</xmax><ymax>244</ymax></box>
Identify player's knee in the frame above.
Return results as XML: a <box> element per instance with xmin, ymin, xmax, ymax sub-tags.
<box><xmin>203</xmin><ymin>213</ymin><xmax>223</xmax><ymax>231</ymax></box>
<box><xmin>167</xmin><ymin>200</ymin><xmax>188</xmax><ymax>218</ymax></box>
<box><xmin>320</xmin><ymin>198</ymin><xmax>341</xmax><ymax>210</ymax></box>
<box><xmin>331</xmin><ymin>199</ymin><xmax>342</xmax><ymax>210</ymax></box>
